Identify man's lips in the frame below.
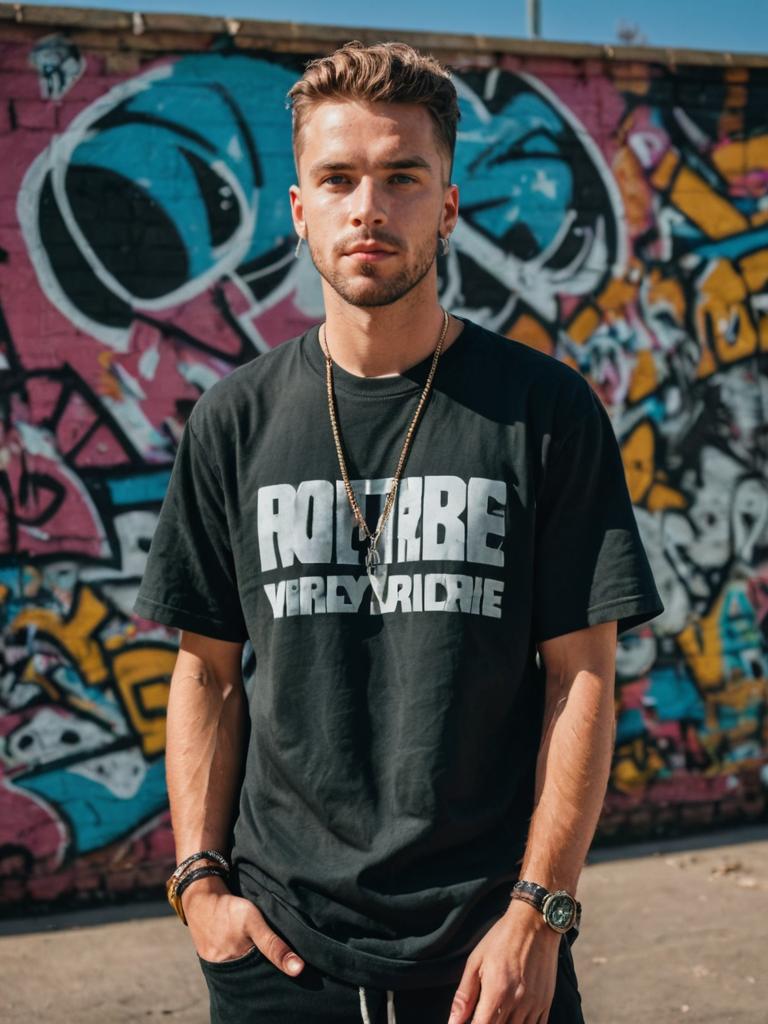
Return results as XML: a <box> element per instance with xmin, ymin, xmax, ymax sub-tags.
<box><xmin>345</xmin><ymin>247</ymin><xmax>396</xmax><ymax>262</ymax></box>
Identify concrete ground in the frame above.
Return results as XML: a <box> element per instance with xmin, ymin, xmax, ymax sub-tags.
<box><xmin>1</xmin><ymin>825</ymin><xmax>767</xmax><ymax>1024</ymax></box>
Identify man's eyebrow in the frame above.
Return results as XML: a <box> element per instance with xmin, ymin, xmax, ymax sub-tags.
<box><xmin>308</xmin><ymin>156</ymin><xmax>433</xmax><ymax>177</ymax></box>
<box><xmin>380</xmin><ymin>156</ymin><xmax>432</xmax><ymax>171</ymax></box>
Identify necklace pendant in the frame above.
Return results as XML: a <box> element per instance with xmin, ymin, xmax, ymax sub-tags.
<box><xmin>365</xmin><ymin>541</ymin><xmax>380</xmax><ymax>573</ymax></box>
<box><xmin>358</xmin><ymin>524</ymin><xmax>368</xmax><ymax>544</ymax></box>
<box><xmin>365</xmin><ymin>543</ymin><xmax>388</xmax><ymax>598</ymax></box>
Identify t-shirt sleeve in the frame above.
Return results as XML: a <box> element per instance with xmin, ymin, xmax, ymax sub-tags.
<box><xmin>132</xmin><ymin>414</ymin><xmax>248</xmax><ymax>643</ymax></box>
<box><xmin>532</xmin><ymin>380</ymin><xmax>664</xmax><ymax>642</ymax></box>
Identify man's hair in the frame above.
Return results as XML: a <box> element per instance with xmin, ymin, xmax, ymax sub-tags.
<box><xmin>287</xmin><ymin>40</ymin><xmax>460</xmax><ymax>181</ymax></box>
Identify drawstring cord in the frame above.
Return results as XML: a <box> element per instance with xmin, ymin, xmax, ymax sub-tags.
<box><xmin>358</xmin><ymin>986</ymin><xmax>397</xmax><ymax>1023</ymax></box>
<box><xmin>358</xmin><ymin>987</ymin><xmax>372</xmax><ymax>1024</ymax></box>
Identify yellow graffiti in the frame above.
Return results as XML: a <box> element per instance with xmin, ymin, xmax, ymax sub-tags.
<box><xmin>712</xmin><ymin>134</ymin><xmax>768</xmax><ymax>188</ymax></box>
<box><xmin>650</xmin><ymin>151</ymin><xmax>750</xmax><ymax>238</ymax></box>
<box><xmin>613</xmin><ymin>145</ymin><xmax>652</xmax><ymax>235</ymax></box>
<box><xmin>97</xmin><ymin>348</ymin><xmax>123</xmax><ymax>401</ymax></box>
<box><xmin>645</xmin><ymin>268</ymin><xmax>686</xmax><ymax>323</ymax></box>
<box><xmin>695</xmin><ymin>259</ymin><xmax>759</xmax><ymax>374</ymax></box>
<box><xmin>717</xmin><ymin>67</ymin><xmax>748</xmax><ymax>139</ymax></box>
<box><xmin>566</xmin><ymin>270</ymin><xmax>641</xmax><ymax>345</ymax></box>
<box><xmin>113</xmin><ymin>647</ymin><xmax>176</xmax><ymax>757</ymax></box>
<box><xmin>504</xmin><ymin>313</ymin><xmax>553</xmax><ymax>355</ymax></box>
<box><xmin>14</xmin><ymin>585</ymin><xmax>111</xmax><ymax>686</ymax></box>
<box><xmin>613</xmin><ymin>737</ymin><xmax>666</xmax><ymax>793</ymax></box>
<box><xmin>621</xmin><ymin>421</ymin><xmax>686</xmax><ymax>511</ymax></box>
<box><xmin>702</xmin><ymin>679</ymin><xmax>766</xmax><ymax>765</ymax></box>
<box><xmin>10</xmin><ymin>581</ymin><xmax>175</xmax><ymax>757</ymax></box>
<box><xmin>627</xmin><ymin>349</ymin><xmax>658</xmax><ymax>403</ymax></box>
<box><xmin>677</xmin><ymin>605</ymin><xmax>726</xmax><ymax>692</ymax></box>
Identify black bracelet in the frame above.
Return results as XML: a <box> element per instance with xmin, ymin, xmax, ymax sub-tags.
<box><xmin>170</xmin><ymin>849</ymin><xmax>230</xmax><ymax>888</ymax></box>
<box><xmin>175</xmin><ymin>865</ymin><xmax>229</xmax><ymax>903</ymax></box>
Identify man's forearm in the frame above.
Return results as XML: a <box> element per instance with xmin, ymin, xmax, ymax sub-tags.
<box><xmin>166</xmin><ymin>639</ymin><xmax>248</xmax><ymax>862</ymax></box>
<box><xmin>162</xmin><ymin>634</ymin><xmax>304</xmax><ymax>972</ymax></box>
<box><xmin>516</xmin><ymin>644</ymin><xmax>617</xmax><ymax>896</ymax></box>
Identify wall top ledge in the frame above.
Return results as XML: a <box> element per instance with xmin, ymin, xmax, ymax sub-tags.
<box><xmin>2</xmin><ymin>2</ymin><xmax>768</xmax><ymax>69</ymax></box>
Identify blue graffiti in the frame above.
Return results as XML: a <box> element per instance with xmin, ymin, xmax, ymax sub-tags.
<box><xmin>108</xmin><ymin>470</ymin><xmax>172</xmax><ymax>506</ymax></box>
<box><xmin>452</xmin><ymin>74</ymin><xmax>620</xmax><ymax>275</ymax></box>
<box><xmin>23</xmin><ymin>53</ymin><xmax>299</xmax><ymax>333</ymax></box>
<box><xmin>647</xmin><ymin>665</ymin><xmax>706</xmax><ymax>723</ymax></box>
<box><xmin>16</xmin><ymin>754</ymin><xmax>167</xmax><ymax>855</ymax></box>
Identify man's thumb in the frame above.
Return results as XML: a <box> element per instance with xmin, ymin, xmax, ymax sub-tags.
<box><xmin>281</xmin><ymin>951</ymin><xmax>305</xmax><ymax>976</ymax></box>
<box><xmin>251</xmin><ymin>920</ymin><xmax>305</xmax><ymax>976</ymax></box>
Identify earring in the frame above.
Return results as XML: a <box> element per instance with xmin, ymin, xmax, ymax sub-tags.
<box><xmin>295</xmin><ymin>236</ymin><xmax>303</xmax><ymax>258</ymax></box>
<box><xmin>439</xmin><ymin>234</ymin><xmax>450</xmax><ymax>256</ymax></box>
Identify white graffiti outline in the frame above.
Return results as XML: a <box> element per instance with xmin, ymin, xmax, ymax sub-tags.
<box><xmin>450</xmin><ymin>72</ymin><xmax>628</xmax><ymax>324</ymax></box>
<box><xmin>18</xmin><ymin>63</ymin><xmax>258</xmax><ymax>353</ymax></box>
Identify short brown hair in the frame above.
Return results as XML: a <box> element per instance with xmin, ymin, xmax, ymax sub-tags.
<box><xmin>287</xmin><ymin>40</ymin><xmax>460</xmax><ymax>181</ymax></box>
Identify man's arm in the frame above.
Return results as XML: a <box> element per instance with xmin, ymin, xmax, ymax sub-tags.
<box><xmin>167</xmin><ymin>630</ymin><xmax>247</xmax><ymax>864</ymax></box>
<box><xmin>448</xmin><ymin>620</ymin><xmax>617</xmax><ymax>1024</ymax></box>
<box><xmin>518</xmin><ymin>618</ymin><xmax>618</xmax><ymax>895</ymax></box>
<box><xmin>167</xmin><ymin>630</ymin><xmax>305</xmax><ymax>976</ymax></box>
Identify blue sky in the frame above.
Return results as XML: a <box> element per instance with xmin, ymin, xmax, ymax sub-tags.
<box><xmin>23</xmin><ymin>0</ymin><xmax>768</xmax><ymax>54</ymax></box>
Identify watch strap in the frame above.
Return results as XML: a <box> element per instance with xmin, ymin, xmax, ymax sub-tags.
<box><xmin>510</xmin><ymin>880</ymin><xmax>582</xmax><ymax>935</ymax></box>
<box><xmin>512</xmin><ymin>879</ymin><xmax>549</xmax><ymax>905</ymax></box>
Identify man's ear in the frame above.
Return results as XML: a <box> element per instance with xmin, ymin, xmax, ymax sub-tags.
<box><xmin>441</xmin><ymin>182</ymin><xmax>460</xmax><ymax>238</ymax></box>
<box><xmin>289</xmin><ymin>183</ymin><xmax>305</xmax><ymax>240</ymax></box>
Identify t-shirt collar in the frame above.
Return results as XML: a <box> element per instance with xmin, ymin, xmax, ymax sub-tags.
<box><xmin>302</xmin><ymin>315</ymin><xmax>473</xmax><ymax>398</ymax></box>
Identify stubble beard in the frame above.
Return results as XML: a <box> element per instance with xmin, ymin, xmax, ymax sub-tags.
<box><xmin>306</xmin><ymin>233</ymin><xmax>440</xmax><ymax>308</ymax></box>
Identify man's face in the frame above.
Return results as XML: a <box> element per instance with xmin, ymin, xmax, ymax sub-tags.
<box><xmin>289</xmin><ymin>100</ymin><xmax>459</xmax><ymax>308</ymax></box>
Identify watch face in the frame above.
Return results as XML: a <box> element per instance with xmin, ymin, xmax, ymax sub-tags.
<box><xmin>543</xmin><ymin>893</ymin><xmax>575</xmax><ymax>931</ymax></box>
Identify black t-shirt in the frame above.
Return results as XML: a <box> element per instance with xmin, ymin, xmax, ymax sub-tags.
<box><xmin>133</xmin><ymin>315</ymin><xmax>663</xmax><ymax>989</ymax></box>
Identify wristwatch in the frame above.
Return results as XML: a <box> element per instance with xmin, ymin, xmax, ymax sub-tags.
<box><xmin>510</xmin><ymin>880</ymin><xmax>581</xmax><ymax>935</ymax></box>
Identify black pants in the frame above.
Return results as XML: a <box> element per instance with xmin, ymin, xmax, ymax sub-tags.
<box><xmin>198</xmin><ymin>931</ymin><xmax>585</xmax><ymax>1023</ymax></box>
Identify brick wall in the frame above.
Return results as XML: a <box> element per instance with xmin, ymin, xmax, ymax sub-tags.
<box><xmin>1</xmin><ymin>5</ymin><xmax>767</xmax><ymax>907</ymax></box>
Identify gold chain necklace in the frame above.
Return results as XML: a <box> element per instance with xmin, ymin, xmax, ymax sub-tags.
<box><xmin>320</xmin><ymin>308</ymin><xmax>450</xmax><ymax>586</ymax></box>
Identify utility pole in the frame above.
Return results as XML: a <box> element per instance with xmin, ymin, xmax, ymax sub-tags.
<box><xmin>527</xmin><ymin>0</ymin><xmax>541</xmax><ymax>39</ymax></box>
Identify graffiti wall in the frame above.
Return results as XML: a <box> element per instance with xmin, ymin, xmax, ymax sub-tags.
<box><xmin>1</xmin><ymin>18</ymin><xmax>767</xmax><ymax>905</ymax></box>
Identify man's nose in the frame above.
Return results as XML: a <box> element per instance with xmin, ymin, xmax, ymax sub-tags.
<box><xmin>349</xmin><ymin>177</ymin><xmax>386</xmax><ymax>227</ymax></box>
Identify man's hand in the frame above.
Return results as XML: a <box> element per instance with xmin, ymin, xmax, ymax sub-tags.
<box><xmin>447</xmin><ymin>899</ymin><xmax>561</xmax><ymax>1024</ymax></box>
<box><xmin>183</xmin><ymin>875</ymin><xmax>305</xmax><ymax>977</ymax></box>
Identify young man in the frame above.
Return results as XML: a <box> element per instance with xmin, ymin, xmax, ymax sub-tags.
<box><xmin>134</xmin><ymin>41</ymin><xmax>663</xmax><ymax>1024</ymax></box>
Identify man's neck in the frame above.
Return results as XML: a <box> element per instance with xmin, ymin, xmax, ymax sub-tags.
<box><xmin>319</xmin><ymin>287</ymin><xmax>463</xmax><ymax>379</ymax></box>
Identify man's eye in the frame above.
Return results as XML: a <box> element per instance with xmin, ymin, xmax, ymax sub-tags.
<box><xmin>390</xmin><ymin>174</ymin><xmax>416</xmax><ymax>184</ymax></box>
<box><xmin>323</xmin><ymin>175</ymin><xmax>348</xmax><ymax>185</ymax></box>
